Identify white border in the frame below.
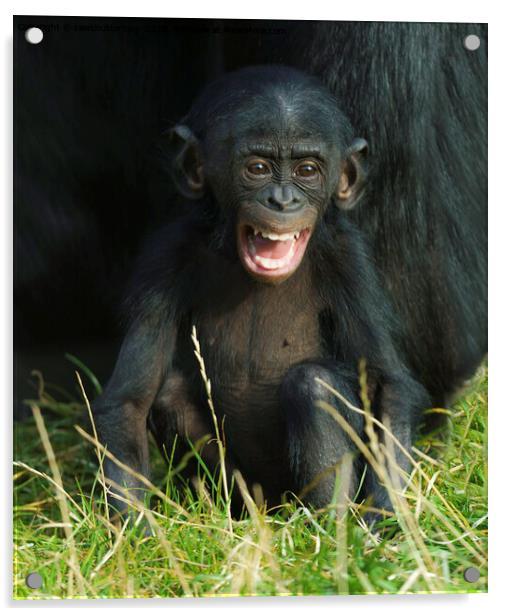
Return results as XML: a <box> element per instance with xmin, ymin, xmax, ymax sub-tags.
<box><xmin>2</xmin><ymin>1</ymin><xmax>506</xmax><ymax>614</ymax></box>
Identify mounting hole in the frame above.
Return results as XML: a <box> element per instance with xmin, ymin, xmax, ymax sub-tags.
<box><xmin>25</xmin><ymin>27</ymin><xmax>43</xmax><ymax>45</ymax></box>
<box><xmin>25</xmin><ymin>572</ymin><xmax>43</xmax><ymax>589</ymax></box>
<box><xmin>464</xmin><ymin>34</ymin><xmax>480</xmax><ymax>51</ymax></box>
<box><xmin>463</xmin><ymin>566</ymin><xmax>480</xmax><ymax>583</ymax></box>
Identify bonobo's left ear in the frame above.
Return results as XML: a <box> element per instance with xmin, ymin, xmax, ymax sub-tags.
<box><xmin>336</xmin><ymin>137</ymin><xmax>369</xmax><ymax>210</ymax></box>
<box><xmin>169</xmin><ymin>124</ymin><xmax>205</xmax><ymax>200</ymax></box>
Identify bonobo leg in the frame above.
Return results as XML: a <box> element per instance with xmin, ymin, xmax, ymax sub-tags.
<box><xmin>280</xmin><ymin>361</ymin><xmax>363</xmax><ymax>509</ymax></box>
<box><xmin>148</xmin><ymin>372</ymin><xmax>242</xmax><ymax>510</ymax></box>
<box><xmin>148</xmin><ymin>372</ymin><xmax>226</xmax><ymax>480</ymax></box>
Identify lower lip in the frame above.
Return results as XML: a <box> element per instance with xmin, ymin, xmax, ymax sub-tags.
<box><xmin>238</xmin><ymin>226</ymin><xmax>311</xmax><ymax>281</ymax></box>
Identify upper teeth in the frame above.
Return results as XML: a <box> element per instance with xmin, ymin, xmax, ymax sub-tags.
<box><xmin>252</xmin><ymin>228</ymin><xmax>300</xmax><ymax>241</ymax></box>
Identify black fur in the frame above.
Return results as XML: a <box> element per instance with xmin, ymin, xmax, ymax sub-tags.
<box><xmin>15</xmin><ymin>20</ymin><xmax>487</xmax><ymax>414</ymax></box>
<box><xmin>93</xmin><ymin>67</ymin><xmax>431</xmax><ymax>518</ymax></box>
<box><xmin>299</xmin><ymin>22</ymin><xmax>488</xmax><ymax>406</ymax></box>
<box><xmin>14</xmin><ymin>20</ymin><xmax>486</xmax><ymax>512</ymax></box>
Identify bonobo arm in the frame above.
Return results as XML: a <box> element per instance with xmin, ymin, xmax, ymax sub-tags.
<box><xmin>93</xmin><ymin>316</ymin><xmax>174</xmax><ymax>515</ymax></box>
<box><xmin>320</xmin><ymin>216</ymin><xmax>432</xmax><ymax>520</ymax></box>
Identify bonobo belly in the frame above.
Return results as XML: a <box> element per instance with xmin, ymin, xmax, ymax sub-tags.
<box><xmin>190</xmin><ymin>278</ymin><xmax>323</xmax><ymax>492</ymax></box>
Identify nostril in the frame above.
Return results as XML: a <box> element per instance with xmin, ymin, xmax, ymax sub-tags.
<box><xmin>282</xmin><ymin>196</ymin><xmax>301</xmax><ymax>210</ymax></box>
<box><xmin>266</xmin><ymin>195</ymin><xmax>285</xmax><ymax>210</ymax></box>
<box><xmin>265</xmin><ymin>191</ymin><xmax>302</xmax><ymax>210</ymax></box>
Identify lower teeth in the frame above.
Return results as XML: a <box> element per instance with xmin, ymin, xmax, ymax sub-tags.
<box><xmin>248</xmin><ymin>236</ymin><xmax>296</xmax><ymax>270</ymax></box>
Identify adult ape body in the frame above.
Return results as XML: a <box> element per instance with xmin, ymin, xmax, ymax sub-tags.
<box><xmin>298</xmin><ymin>23</ymin><xmax>488</xmax><ymax>408</ymax></box>
<box><xmin>93</xmin><ymin>67</ymin><xmax>430</xmax><ymax>516</ymax></box>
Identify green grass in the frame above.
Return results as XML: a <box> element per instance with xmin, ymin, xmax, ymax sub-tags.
<box><xmin>13</xmin><ymin>363</ymin><xmax>488</xmax><ymax>599</ymax></box>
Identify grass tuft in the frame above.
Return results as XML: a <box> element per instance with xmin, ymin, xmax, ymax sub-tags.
<box><xmin>13</xmin><ymin>362</ymin><xmax>487</xmax><ymax>599</ymax></box>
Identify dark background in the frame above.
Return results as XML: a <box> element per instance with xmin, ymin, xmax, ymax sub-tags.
<box><xmin>13</xmin><ymin>17</ymin><xmax>487</xmax><ymax>414</ymax></box>
<box><xmin>14</xmin><ymin>17</ymin><xmax>301</xmax><ymax>409</ymax></box>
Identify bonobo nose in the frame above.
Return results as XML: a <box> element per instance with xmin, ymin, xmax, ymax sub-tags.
<box><xmin>264</xmin><ymin>185</ymin><xmax>302</xmax><ymax>211</ymax></box>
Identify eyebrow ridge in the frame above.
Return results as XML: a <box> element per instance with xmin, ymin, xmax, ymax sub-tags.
<box><xmin>245</xmin><ymin>143</ymin><xmax>277</xmax><ymax>157</ymax></box>
<box><xmin>291</xmin><ymin>144</ymin><xmax>322</xmax><ymax>157</ymax></box>
<box><xmin>241</xmin><ymin>143</ymin><xmax>323</xmax><ymax>159</ymax></box>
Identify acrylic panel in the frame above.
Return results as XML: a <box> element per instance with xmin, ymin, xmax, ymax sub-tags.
<box><xmin>13</xmin><ymin>16</ymin><xmax>488</xmax><ymax>599</ymax></box>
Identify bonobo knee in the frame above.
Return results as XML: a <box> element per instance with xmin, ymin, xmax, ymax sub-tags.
<box><xmin>281</xmin><ymin>363</ymin><xmax>329</xmax><ymax>402</ymax></box>
<box><xmin>280</xmin><ymin>361</ymin><xmax>362</xmax><ymax>432</ymax></box>
<box><xmin>281</xmin><ymin>361</ymin><xmax>357</xmax><ymax>406</ymax></box>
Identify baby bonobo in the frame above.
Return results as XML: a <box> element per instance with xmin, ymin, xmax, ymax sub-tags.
<box><xmin>93</xmin><ymin>66</ymin><xmax>430</xmax><ymax>522</ymax></box>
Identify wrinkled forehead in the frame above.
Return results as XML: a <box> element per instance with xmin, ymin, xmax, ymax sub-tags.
<box><xmin>206</xmin><ymin>91</ymin><xmax>344</xmax><ymax>152</ymax></box>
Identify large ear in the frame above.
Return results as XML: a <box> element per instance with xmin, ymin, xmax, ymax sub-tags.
<box><xmin>336</xmin><ymin>137</ymin><xmax>368</xmax><ymax>210</ymax></box>
<box><xmin>169</xmin><ymin>124</ymin><xmax>205</xmax><ymax>200</ymax></box>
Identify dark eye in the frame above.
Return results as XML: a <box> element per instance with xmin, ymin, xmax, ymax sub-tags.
<box><xmin>294</xmin><ymin>161</ymin><xmax>319</xmax><ymax>179</ymax></box>
<box><xmin>246</xmin><ymin>160</ymin><xmax>271</xmax><ymax>177</ymax></box>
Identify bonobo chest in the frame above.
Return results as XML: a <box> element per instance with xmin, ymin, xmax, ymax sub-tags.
<box><xmin>186</xmin><ymin>261</ymin><xmax>324</xmax><ymax>390</ymax></box>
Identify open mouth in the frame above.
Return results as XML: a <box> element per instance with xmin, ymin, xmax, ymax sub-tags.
<box><xmin>237</xmin><ymin>225</ymin><xmax>312</xmax><ymax>282</ymax></box>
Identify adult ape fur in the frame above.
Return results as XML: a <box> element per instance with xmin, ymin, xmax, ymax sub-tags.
<box><xmin>93</xmin><ymin>66</ymin><xmax>430</xmax><ymax>517</ymax></box>
<box><xmin>298</xmin><ymin>23</ymin><xmax>488</xmax><ymax>408</ymax></box>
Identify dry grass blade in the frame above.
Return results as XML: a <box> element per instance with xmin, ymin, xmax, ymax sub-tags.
<box><xmin>315</xmin><ymin>399</ymin><xmax>439</xmax><ymax>591</ymax></box>
<box><xmin>104</xmin><ymin>477</ymin><xmax>193</xmax><ymax>597</ymax></box>
<box><xmin>232</xmin><ymin>470</ymin><xmax>287</xmax><ymax>595</ymax></box>
<box><xmin>90</xmin><ymin>516</ymin><xmax>130</xmax><ymax>579</ymax></box>
<box><xmin>31</xmin><ymin>405</ymin><xmax>86</xmax><ymax>597</ymax></box>
<box><xmin>318</xmin><ymin>376</ymin><xmax>487</xmax><ymax>561</ymax></box>
<box><xmin>13</xmin><ymin>461</ymin><xmax>87</xmax><ymax>519</ymax></box>
<box><xmin>74</xmin><ymin>424</ymin><xmax>190</xmax><ymax>519</ymax></box>
<box><xmin>333</xmin><ymin>453</ymin><xmax>353</xmax><ymax>595</ymax></box>
<box><xmin>398</xmin><ymin>567</ymin><xmax>423</xmax><ymax>594</ymax></box>
<box><xmin>233</xmin><ymin>470</ymin><xmax>259</xmax><ymax>523</ymax></box>
<box><xmin>13</xmin><ymin>359</ymin><xmax>487</xmax><ymax>598</ymax></box>
<box><xmin>191</xmin><ymin>325</ymin><xmax>233</xmax><ymax>534</ymax></box>
<box><xmin>381</xmin><ymin>417</ymin><xmax>440</xmax><ymax>586</ymax></box>
<box><xmin>75</xmin><ymin>370</ymin><xmax>112</xmax><ymax>543</ymax></box>
<box><xmin>358</xmin><ymin>358</ymin><xmax>382</xmax><ymax>465</ymax></box>
<box><xmin>316</xmin><ymin>376</ymin><xmax>479</xmax><ymax>535</ymax></box>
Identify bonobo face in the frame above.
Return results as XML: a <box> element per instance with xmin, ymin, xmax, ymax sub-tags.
<box><xmin>170</xmin><ymin>69</ymin><xmax>367</xmax><ymax>284</ymax></box>
<box><xmin>230</xmin><ymin>130</ymin><xmax>337</xmax><ymax>284</ymax></box>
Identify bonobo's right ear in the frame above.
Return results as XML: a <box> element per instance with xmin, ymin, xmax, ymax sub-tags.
<box><xmin>169</xmin><ymin>125</ymin><xmax>205</xmax><ymax>200</ymax></box>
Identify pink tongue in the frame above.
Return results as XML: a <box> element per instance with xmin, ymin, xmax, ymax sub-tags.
<box><xmin>252</xmin><ymin>235</ymin><xmax>293</xmax><ymax>259</ymax></box>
